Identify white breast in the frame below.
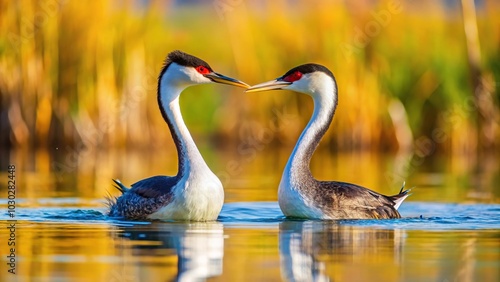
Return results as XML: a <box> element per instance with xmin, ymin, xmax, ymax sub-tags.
<box><xmin>278</xmin><ymin>175</ymin><xmax>323</xmax><ymax>219</ymax></box>
<box><xmin>148</xmin><ymin>171</ymin><xmax>224</xmax><ymax>221</ymax></box>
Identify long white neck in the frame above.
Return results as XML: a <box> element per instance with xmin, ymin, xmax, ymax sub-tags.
<box><xmin>158</xmin><ymin>84</ymin><xmax>211</xmax><ymax>178</ymax></box>
<box><xmin>284</xmin><ymin>83</ymin><xmax>337</xmax><ymax>185</ymax></box>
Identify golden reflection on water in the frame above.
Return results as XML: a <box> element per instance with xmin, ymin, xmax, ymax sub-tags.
<box><xmin>116</xmin><ymin>222</ymin><xmax>225</xmax><ymax>281</ymax></box>
<box><xmin>0</xmin><ymin>221</ymin><xmax>498</xmax><ymax>281</ymax></box>
<box><xmin>0</xmin><ymin>148</ymin><xmax>498</xmax><ymax>280</ymax></box>
<box><xmin>279</xmin><ymin>222</ymin><xmax>499</xmax><ymax>282</ymax></box>
<box><xmin>279</xmin><ymin>221</ymin><xmax>405</xmax><ymax>281</ymax></box>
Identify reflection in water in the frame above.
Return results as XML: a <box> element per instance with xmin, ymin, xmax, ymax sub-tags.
<box><xmin>115</xmin><ymin>222</ymin><xmax>224</xmax><ymax>281</ymax></box>
<box><xmin>279</xmin><ymin>221</ymin><xmax>405</xmax><ymax>281</ymax></box>
<box><xmin>0</xmin><ymin>204</ymin><xmax>497</xmax><ymax>281</ymax></box>
<box><xmin>279</xmin><ymin>221</ymin><xmax>329</xmax><ymax>282</ymax></box>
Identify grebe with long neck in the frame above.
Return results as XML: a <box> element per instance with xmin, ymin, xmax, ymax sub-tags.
<box><xmin>108</xmin><ymin>50</ymin><xmax>249</xmax><ymax>221</ymax></box>
<box><xmin>247</xmin><ymin>64</ymin><xmax>410</xmax><ymax>219</ymax></box>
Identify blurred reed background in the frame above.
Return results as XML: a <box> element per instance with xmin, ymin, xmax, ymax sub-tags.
<box><xmin>1</xmin><ymin>0</ymin><xmax>499</xmax><ymax>155</ymax></box>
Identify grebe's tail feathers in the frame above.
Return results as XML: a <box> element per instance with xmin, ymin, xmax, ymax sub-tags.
<box><xmin>106</xmin><ymin>179</ymin><xmax>129</xmax><ymax>212</ymax></box>
<box><xmin>391</xmin><ymin>181</ymin><xmax>412</xmax><ymax>210</ymax></box>
<box><xmin>112</xmin><ymin>179</ymin><xmax>129</xmax><ymax>194</ymax></box>
<box><xmin>104</xmin><ymin>191</ymin><xmax>117</xmax><ymax>210</ymax></box>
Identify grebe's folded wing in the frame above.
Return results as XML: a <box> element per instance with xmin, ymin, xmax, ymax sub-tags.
<box><xmin>317</xmin><ymin>181</ymin><xmax>407</xmax><ymax>219</ymax></box>
<box><xmin>129</xmin><ymin>175</ymin><xmax>179</xmax><ymax>198</ymax></box>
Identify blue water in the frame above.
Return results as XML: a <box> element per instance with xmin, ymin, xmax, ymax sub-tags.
<box><xmin>2</xmin><ymin>201</ymin><xmax>499</xmax><ymax>230</ymax></box>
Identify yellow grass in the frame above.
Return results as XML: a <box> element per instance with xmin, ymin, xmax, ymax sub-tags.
<box><xmin>1</xmin><ymin>0</ymin><xmax>499</xmax><ymax>154</ymax></box>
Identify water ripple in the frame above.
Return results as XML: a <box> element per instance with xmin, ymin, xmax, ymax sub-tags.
<box><xmin>0</xmin><ymin>201</ymin><xmax>499</xmax><ymax>230</ymax></box>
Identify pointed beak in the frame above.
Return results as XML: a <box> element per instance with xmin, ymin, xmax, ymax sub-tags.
<box><xmin>205</xmin><ymin>72</ymin><xmax>250</xmax><ymax>89</ymax></box>
<box><xmin>245</xmin><ymin>79</ymin><xmax>291</xmax><ymax>93</ymax></box>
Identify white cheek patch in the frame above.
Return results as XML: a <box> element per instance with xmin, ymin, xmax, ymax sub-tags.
<box><xmin>162</xmin><ymin>63</ymin><xmax>212</xmax><ymax>87</ymax></box>
<box><xmin>290</xmin><ymin>73</ymin><xmax>333</xmax><ymax>94</ymax></box>
<box><xmin>184</xmin><ymin>67</ymin><xmax>212</xmax><ymax>84</ymax></box>
<box><xmin>286</xmin><ymin>72</ymin><xmax>337</xmax><ymax>109</ymax></box>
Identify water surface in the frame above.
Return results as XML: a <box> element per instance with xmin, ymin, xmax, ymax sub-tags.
<box><xmin>0</xmin><ymin>149</ymin><xmax>498</xmax><ymax>281</ymax></box>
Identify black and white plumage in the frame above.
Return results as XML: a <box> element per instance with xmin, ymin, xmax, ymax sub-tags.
<box><xmin>108</xmin><ymin>50</ymin><xmax>249</xmax><ymax>221</ymax></box>
<box><xmin>247</xmin><ymin>64</ymin><xmax>410</xmax><ymax>219</ymax></box>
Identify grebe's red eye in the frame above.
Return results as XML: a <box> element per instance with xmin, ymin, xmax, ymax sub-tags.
<box><xmin>282</xmin><ymin>71</ymin><xmax>302</xmax><ymax>82</ymax></box>
<box><xmin>196</xmin><ymin>66</ymin><xmax>210</xmax><ymax>75</ymax></box>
